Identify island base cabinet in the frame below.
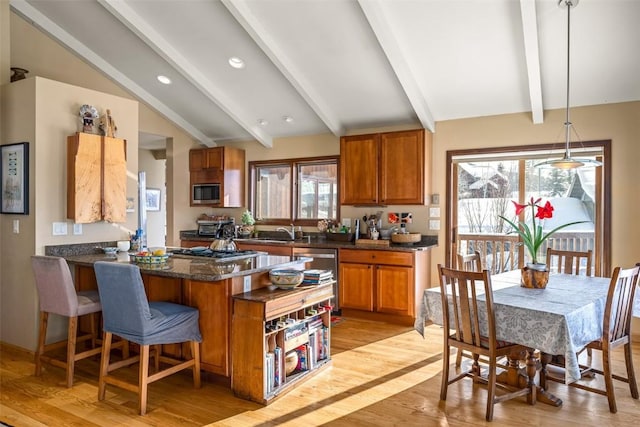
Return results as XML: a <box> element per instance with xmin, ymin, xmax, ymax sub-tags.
<box><xmin>184</xmin><ymin>279</ymin><xmax>230</xmax><ymax>377</ymax></box>
<box><xmin>231</xmin><ymin>283</ymin><xmax>333</xmax><ymax>404</ymax></box>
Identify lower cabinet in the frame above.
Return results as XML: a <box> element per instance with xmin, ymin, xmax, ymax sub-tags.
<box><xmin>231</xmin><ymin>283</ymin><xmax>333</xmax><ymax>404</ymax></box>
<box><xmin>339</xmin><ymin>248</ymin><xmax>429</xmax><ymax>323</ymax></box>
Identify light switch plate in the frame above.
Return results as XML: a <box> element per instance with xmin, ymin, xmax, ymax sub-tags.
<box><xmin>52</xmin><ymin>222</ymin><xmax>68</xmax><ymax>236</ymax></box>
<box><xmin>429</xmin><ymin>207</ymin><xmax>441</xmax><ymax>218</ymax></box>
<box><xmin>12</xmin><ymin>219</ymin><xmax>19</xmax><ymax>234</ymax></box>
<box><xmin>73</xmin><ymin>223</ymin><xmax>83</xmax><ymax>235</ymax></box>
<box><xmin>429</xmin><ymin>220</ymin><xmax>441</xmax><ymax>230</ymax></box>
<box><xmin>243</xmin><ymin>276</ymin><xmax>251</xmax><ymax>293</ymax></box>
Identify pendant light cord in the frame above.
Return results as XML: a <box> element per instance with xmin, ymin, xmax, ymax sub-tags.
<box><xmin>564</xmin><ymin>1</ymin><xmax>572</xmax><ymax>155</ymax></box>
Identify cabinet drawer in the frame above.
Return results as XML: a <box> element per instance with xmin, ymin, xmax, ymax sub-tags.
<box><xmin>339</xmin><ymin>249</ymin><xmax>413</xmax><ymax>266</ymax></box>
<box><xmin>264</xmin><ymin>285</ymin><xmax>333</xmax><ymax>320</ymax></box>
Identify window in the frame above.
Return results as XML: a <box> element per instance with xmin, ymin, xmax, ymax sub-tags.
<box><xmin>250</xmin><ymin>156</ymin><xmax>338</xmax><ymax>225</ymax></box>
<box><xmin>447</xmin><ymin>141</ymin><xmax>610</xmax><ymax>276</ymax></box>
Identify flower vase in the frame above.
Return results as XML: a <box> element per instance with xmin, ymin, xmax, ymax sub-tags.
<box><xmin>238</xmin><ymin>224</ymin><xmax>254</xmax><ymax>237</ymax></box>
<box><xmin>521</xmin><ymin>263</ymin><xmax>549</xmax><ymax>289</ymax></box>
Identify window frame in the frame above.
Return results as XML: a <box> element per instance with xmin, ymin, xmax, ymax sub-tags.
<box><xmin>248</xmin><ymin>155</ymin><xmax>340</xmax><ymax>226</ymax></box>
<box><xmin>446</xmin><ymin>140</ymin><xmax>611</xmax><ymax>275</ymax></box>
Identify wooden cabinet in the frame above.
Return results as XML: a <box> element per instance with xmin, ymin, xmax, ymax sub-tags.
<box><xmin>189</xmin><ymin>147</ymin><xmax>223</xmax><ymax>171</ymax></box>
<box><xmin>231</xmin><ymin>283</ymin><xmax>333</xmax><ymax>404</ymax></box>
<box><xmin>189</xmin><ymin>146</ymin><xmax>245</xmax><ymax>207</ymax></box>
<box><xmin>67</xmin><ymin>132</ymin><xmax>127</xmax><ymax>223</ymax></box>
<box><xmin>184</xmin><ymin>279</ymin><xmax>231</xmax><ymax>376</ymax></box>
<box><xmin>339</xmin><ymin>248</ymin><xmax>431</xmax><ymax>324</ymax></box>
<box><xmin>340</xmin><ymin>129</ymin><xmax>431</xmax><ymax>206</ymax></box>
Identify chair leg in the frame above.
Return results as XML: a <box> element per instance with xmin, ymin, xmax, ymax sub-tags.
<box><xmin>66</xmin><ymin>316</ymin><xmax>78</xmax><ymax>388</ymax></box>
<box><xmin>624</xmin><ymin>342</ymin><xmax>639</xmax><ymax>399</ymax></box>
<box><xmin>89</xmin><ymin>312</ymin><xmax>98</xmax><ymax>349</ymax></box>
<box><xmin>191</xmin><ymin>341</ymin><xmax>201</xmax><ymax>388</ymax></box>
<box><xmin>139</xmin><ymin>345</ymin><xmax>150</xmax><ymax>416</ymax></box>
<box><xmin>455</xmin><ymin>349</ymin><xmax>463</xmax><ymax>367</ymax></box>
<box><xmin>485</xmin><ymin>358</ymin><xmax>497</xmax><ymax>422</ymax></box>
<box><xmin>154</xmin><ymin>344</ymin><xmax>161</xmax><ymax>372</ymax></box>
<box><xmin>440</xmin><ymin>343</ymin><xmax>450</xmax><ymax>400</ymax></box>
<box><xmin>98</xmin><ymin>331</ymin><xmax>113</xmax><ymax>401</ymax></box>
<box><xmin>35</xmin><ymin>311</ymin><xmax>48</xmax><ymax>377</ymax></box>
<box><xmin>601</xmin><ymin>347</ymin><xmax>617</xmax><ymax>413</ymax></box>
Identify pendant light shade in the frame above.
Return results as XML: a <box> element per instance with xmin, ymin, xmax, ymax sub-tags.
<box><xmin>536</xmin><ymin>0</ymin><xmax>602</xmax><ymax>169</ymax></box>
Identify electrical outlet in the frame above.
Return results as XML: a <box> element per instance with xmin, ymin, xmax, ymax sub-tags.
<box><xmin>52</xmin><ymin>222</ymin><xmax>68</xmax><ymax>236</ymax></box>
<box><xmin>429</xmin><ymin>220</ymin><xmax>441</xmax><ymax>231</ymax></box>
<box><xmin>429</xmin><ymin>207</ymin><xmax>441</xmax><ymax>218</ymax></box>
<box><xmin>243</xmin><ymin>276</ymin><xmax>251</xmax><ymax>293</ymax></box>
<box><xmin>73</xmin><ymin>223</ymin><xmax>83</xmax><ymax>235</ymax></box>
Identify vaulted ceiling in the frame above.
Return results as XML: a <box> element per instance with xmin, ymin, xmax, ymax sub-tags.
<box><xmin>11</xmin><ymin>0</ymin><xmax>640</xmax><ymax>148</ymax></box>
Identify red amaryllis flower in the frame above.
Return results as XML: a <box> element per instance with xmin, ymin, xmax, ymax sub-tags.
<box><xmin>535</xmin><ymin>201</ymin><xmax>554</xmax><ymax>220</ymax></box>
<box><xmin>499</xmin><ymin>198</ymin><xmax>586</xmax><ymax>265</ymax></box>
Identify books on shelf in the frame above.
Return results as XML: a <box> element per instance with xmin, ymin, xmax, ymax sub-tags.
<box><xmin>303</xmin><ymin>269</ymin><xmax>334</xmax><ymax>285</ymax></box>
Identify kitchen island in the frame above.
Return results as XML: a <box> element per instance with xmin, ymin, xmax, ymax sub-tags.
<box><xmin>47</xmin><ymin>244</ymin><xmax>314</xmax><ymax>382</ymax></box>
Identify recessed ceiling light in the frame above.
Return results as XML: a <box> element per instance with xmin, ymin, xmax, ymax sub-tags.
<box><xmin>157</xmin><ymin>75</ymin><xmax>171</xmax><ymax>85</ymax></box>
<box><xmin>283</xmin><ymin>116</ymin><xmax>294</xmax><ymax>123</ymax></box>
<box><xmin>228</xmin><ymin>57</ymin><xmax>245</xmax><ymax>69</ymax></box>
<box><xmin>257</xmin><ymin>119</ymin><xmax>268</xmax><ymax>126</ymax></box>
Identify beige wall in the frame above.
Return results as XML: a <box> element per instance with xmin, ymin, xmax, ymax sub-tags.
<box><xmin>139</xmin><ymin>148</ymin><xmax>166</xmax><ymax>248</ymax></box>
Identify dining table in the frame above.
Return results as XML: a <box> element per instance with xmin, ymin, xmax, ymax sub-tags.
<box><xmin>415</xmin><ymin>269</ymin><xmax>640</xmax><ymax>406</ymax></box>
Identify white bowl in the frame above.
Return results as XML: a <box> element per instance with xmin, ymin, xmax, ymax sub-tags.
<box><xmin>102</xmin><ymin>247</ymin><xmax>118</xmax><ymax>255</ymax></box>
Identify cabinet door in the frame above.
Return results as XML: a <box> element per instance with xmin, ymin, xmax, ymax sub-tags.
<box><xmin>102</xmin><ymin>136</ymin><xmax>127</xmax><ymax>222</ymax></box>
<box><xmin>340</xmin><ymin>134</ymin><xmax>379</xmax><ymax>205</ymax></box>
<box><xmin>376</xmin><ymin>264</ymin><xmax>414</xmax><ymax>316</ymax></box>
<box><xmin>339</xmin><ymin>262</ymin><xmax>374</xmax><ymax>311</ymax></box>
<box><xmin>190</xmin><ymin>148</ymin><xmax>223</xmax><ymax>171</ymax></box>
<box><xmin>380</xmin><ymin>129</ymin><xmax>425</xmax><ymax>205</ymax></box>
<box><xmin>67</xmin><ymin>133</ymin><xmax>102</xmax><ymax>223</ymax></box>
<box><xmin>184</xmin><ymin>279</ymin><xmax>231</xmax><ymax>376</ymax></box>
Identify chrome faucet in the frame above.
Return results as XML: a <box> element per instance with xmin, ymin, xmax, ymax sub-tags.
<box><xmin>276</xmin><ymin>224</ymin><xmax>296</xmax><ymax>240</ymax></box>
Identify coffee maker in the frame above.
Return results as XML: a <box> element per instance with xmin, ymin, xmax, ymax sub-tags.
<box><xmin>197</xmin><ymin>218</ymin><xmax>236</xmax><ymax>238</ymax></box>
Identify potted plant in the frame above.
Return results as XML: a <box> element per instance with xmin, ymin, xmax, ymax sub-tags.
<box><xmin>499</xmin><ymin>197</ymin><xmax>586</xmax><ymax>287</ymax></box>
<box><xmin>239</xmin><ymin>210</ymin><xmax>255</xmax><ymax>237</ymax></box>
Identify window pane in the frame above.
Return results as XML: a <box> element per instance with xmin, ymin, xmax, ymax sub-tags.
<box><xmin>255</xmin><ymin>165</ymin><xmax>291</xmax><ymax>220</ymax></box>
<box><xmin>297</xmin><ymin>162</ymin><xmax>337</xmax><ymax>220</ymax></box>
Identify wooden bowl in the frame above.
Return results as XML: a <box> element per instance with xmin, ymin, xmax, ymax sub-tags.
<box><xmin>390</xmin><ymin>233</ymin><xmax>422</xmax><ymax>244</ymax></box>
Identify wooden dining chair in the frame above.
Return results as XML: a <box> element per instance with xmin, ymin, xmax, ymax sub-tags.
<box><xmin>454</xmin><ymin>251</ymin><xmax>482</xmax><ymax>367</ymax></box>
<box><xmin>438</xmin><ymin>264</ymin><xmax>531</xmax><ymax>421</ymax></box>
<box><xmin>546</xmin><ymin>248</ymin><xmax>592</xmax><ymax>276</ymax></box>
<box><xmin>544</xmin><ymin>264</ymin><xmax>639</xmax><ymax>413</ymax></box>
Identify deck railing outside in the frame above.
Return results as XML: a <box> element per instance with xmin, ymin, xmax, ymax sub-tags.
<box><xmin>457</xmin><ymin>231</ymin><xmax>595</xmax><ymax>274</ymax></box>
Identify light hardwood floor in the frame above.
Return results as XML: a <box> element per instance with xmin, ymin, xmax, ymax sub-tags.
<box><xmin>1</xmin><ymin>318</ymin><xmax>639</xmax><ymax>426</ymax></box>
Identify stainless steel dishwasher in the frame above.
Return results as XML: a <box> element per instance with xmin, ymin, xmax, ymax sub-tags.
<box><xmin>292</xmin><ymin>247</ymin><xmax>340</xmax><ymax>314</ymax></box>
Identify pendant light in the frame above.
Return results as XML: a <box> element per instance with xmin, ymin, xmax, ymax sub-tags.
<box><xmin>535</xmin><ymin>0</ymin><xmax>602</xmax><ymax>169</ymax></box>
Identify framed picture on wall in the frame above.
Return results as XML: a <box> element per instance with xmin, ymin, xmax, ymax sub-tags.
<box><xmin>146</xmin><ymin>188</ymin><xmax>161</xmax><ymax>212</ymax></box>
<box><xmin>1</xmin><ymin>142</ymin><xmax>29</xmax><ymax>214</ymax></box>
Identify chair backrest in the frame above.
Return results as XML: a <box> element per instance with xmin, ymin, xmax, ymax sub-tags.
<box><xmin>546</xmin><ymin>248</ymin><xmax>592</xmax><ymax>276</ymax></box>
<box><xmin>437</xmin><ymin>264</ymin><xmax>497</xmax><ymax>351</ymax></box>
<box><xmin>93</xmin><ymin>261</ymin><xmax>152</xmax><ymax>337</ymax></box>
<box><xmin>457</xmin><ymin>251</ymin><xmax>482</xmax><ymax>272</ymax></box>
<box><xmin>602</xmin><ymin>265</ymin><xmax>640</xmax><ymax>344</ymax></box>
<box><xmin>31</xmin><ymin>255</ymin><xmax>79</xmax><ymax>316</ymax></box>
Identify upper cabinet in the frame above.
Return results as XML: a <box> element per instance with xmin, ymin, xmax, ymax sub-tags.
<box><xmin>189</xmin><ymin>146</ymin><xmax>245</xmax><ymax>207</ymax></box>
<box><xmin>340</xmin><ymin>129</ymin><xmax>431</xmax><ymax>206</ymax></box>
<box><xmin>67</xmin><ymin>132</ymin><xmax>127</xmax><ymax>223</ymax></box>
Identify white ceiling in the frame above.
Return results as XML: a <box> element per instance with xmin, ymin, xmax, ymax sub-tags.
<box><xmin>11</xmin><ymin>0</ymin><xmax>640</xmax><ymax>148</ymax></box>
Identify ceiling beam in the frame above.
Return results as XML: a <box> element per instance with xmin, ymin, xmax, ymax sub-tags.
<box><xmin>10</xmin><ymin>0</ymin><xmax>215</xmax><ymax>145</ymax></box>
<box><xmin>222</xmin><ymin>0</ymin><xmax>345</xmax><ymax>137</ymax></box>
<box><xmin>520</xmin><ymin>0</ymin><xmax>544</xmax><ymax>124</ymax></box>
<box><xmin>358</xmin><ymin>0</ymin><xmax>435</xmax><ymax>133</ymax></box>
<box><xmin>98</xmin><ymin>0</ymin><xmax>273</xmax><ymax>148</ymax></box>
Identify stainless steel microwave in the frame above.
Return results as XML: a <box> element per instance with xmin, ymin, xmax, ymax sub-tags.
<box><xmin>192</xmin><ymin>183</ymin><xmax>220</xmax><ymax>204</ymax></box>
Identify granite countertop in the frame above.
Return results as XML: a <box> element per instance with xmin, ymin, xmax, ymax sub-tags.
<box><xmin>48</xmin><ymin>243</ymin><xmax>311</xmax><ymax>282</ymax></box>
<box><xmin>180</xmin><ymin>230</ymin><xmax>438</xmax><ymax>252</ymax></box>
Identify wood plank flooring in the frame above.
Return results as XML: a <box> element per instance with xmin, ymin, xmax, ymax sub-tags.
<box><xmin>1</xmin><ymin>318</ymin><xmax>639</xmax><ymax>426</ymax></box>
